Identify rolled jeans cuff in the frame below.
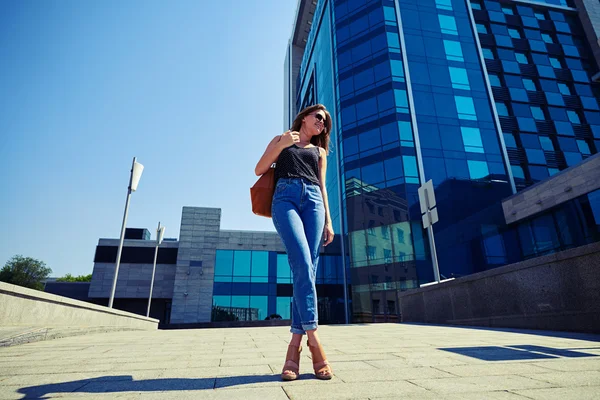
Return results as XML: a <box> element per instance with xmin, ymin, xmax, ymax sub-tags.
<box><xmin>302</xmin><ymin>321</ymin><xmax>318</xmax><ymax>332</ymax></box>
<box><xmin>290</xmin><ymin>326</ymin><xmax>305</xmax><ymax>335</ymax></box>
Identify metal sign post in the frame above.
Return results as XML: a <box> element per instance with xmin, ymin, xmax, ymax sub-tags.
<box><xmin>418</xmin><ymin>180</ymin><xmax>441</xmax><ymax>284</ymax></box>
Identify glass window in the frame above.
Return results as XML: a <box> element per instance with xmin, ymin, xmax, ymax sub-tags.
<box><xmin>359</xmin><ymin>128</ymin><xmax>381</xmax><ymax>151</ymax></box>
<box><xmin>277</xmin><ymin>254</ymin><xmax>291</xmax><ymax>283</ymax></box>
<box><xmin>502</xmin><ymin>7</ymin><xmax>514</xmax><ymax>15</ymax></box>
<box><xmin>387</xmin><ymin>32</ymin><xmax>400</xmax><ymax>49</ymax></box>
<box><xmin>380</xmin><ymin>121</ymin><xmax>398</xmax><ymax>144</ymax></box>
<box><xmin>549</xmin><ymin>58</ymin><xmax>562</xmax><ymax>68</ymax></box>
<box><xmin>384</xmin><ymin>156</ymin><xmax>403</xmax><ymax>180</ymax></box>
<box><xmin>531</xmin><ymin>106</ymin><xmax>545</xmax><ymax>120</ymax></box>
<box><xmin>231</xmin><ymin>295</ymin><xmax>249</xmax><ymax>310</ymax></box>
<box><xmin>467</xmin><ymin>160</ymin><xmax>489</xmax><ymax>179</ymax></box>
<box><xmin>251</xmin><ymin>251</ymin><xmax>268</xmax><ymax>282</ymax></box>
<box><xmin>344</xmin><ymin>136</ymin><xmax>359</xmax><ymax>155</ymax></box>
<box><xmin>532</xmin><ymin>214</ymin><xmax>560</xmax><ymax>253</ymax></box>
<box><xmin>476</xmin><ymin>24</ymin><xmax>487</xmax><ymax>34</ymax></box>
<box><xmin>515</xmin><ymin>53</ymin><xmax>528</xmax><ymax>64</ymax></box>
<box><xmin>362</xmin><ymin>161</ymin><xmax>385</xmax><ymax>184</ymax></box>
<box><xmin>449</xmin><ymin>67</ymin><xmax>470</xmax><ymax>90</ymax></box>
<box><xmin>508</xmin><ymin>29</ymin><xmax>521</xmax><ymax>39</ymax></box>
<box><xmin>511</xmin><ymin>165</ymin><xmax>525</xmax><ymax>179</ymax></box>
<box><xmin>504</xmin><ymin>133</ymin><xmax>517</xmax><ymax>148</ymax></box>
<box><xmin>403</xmin><ymin>156</ymin><xmax>419</xmax><ymax>183</ymax></box>
<box><xmin>526</xmin><ymin>149</ymin><xmax>546</xmax><ymax>164</ymax></box>
<box><xmin>366</xmin><ymin>245</ymin><xmax>377</xmax><ymax>261</ymax></box>
<box><xmin>233</xmin><ymin>250</ymin><xmax>251</xmax><ymax>281</ymax></box>
<box><xmin>213</xmin><ymin>295</ymin><xmax>231</xmax><ymax>309</ymax></box>
<box><xmin>455</xmin><ymin>96</ymin><xmax>477</xmax><ymax>120</ymax></box>
<box><xmin>471</xmin><ymin>2</ymin><xmax>482</xmax><ymax>10</ymax></box>
<box><xmin>539</xmin><ymin>136</ymin><xmax>554</xmax><ymax>151</ymax></box>
<box><xmin>577</xmin><ymin>140</ymin><xmax>591</xmax><ymax>155</ymax></box>
<box><xmin>567</xmin><ymin>110</ymin><xmax>581</xmax><ymax>124</ymax></box>
<box><xmin>557</xmin><ymin>83</ymin><xmax>570</xmax><ymax>95</ymax></box>
<box><xmin>276</xmin><ymin>297</ymin><xmax>292</xmax><ymax>320</ymax></box>
<box><xmin>564</xmin><ymin>151</ymin><xmax>583</xmax><ymax>166</ymax></box>
<box><xmin>435</xmin><ymin>0</ymin><xmax>452</xmax><ymax>10</ymax></box>
<box><xmin>215</xmin><ymin>250</ymin><xmax>233</xmax><ymax>277</ymax></box>
<box><xmin>482</xmin><ymin>48</ymin><xmax>494</xmax><ymax>59</ymax></box>
<box><xmin>461</xmin><ymin>127</ymin><xmax>484</xmax><ymax>153</ymax></box>
<box><xmin>523</xmin><ymin>79</ymin><xmax>536</xmax><ymax>91</ymax></box>
<box><xmin>444</xmin><ymin>40</ymin><xmax>464</xmax><ymax>62</ymax></box>
<box><xmin>489</xmin><ymin>74</ymin><xmax>501</xmax><ymax>87</ymax></box>
<box><xmin>555</xmin><ymin>121</ymin><xmax>574</xmax><ymax>136</ymax></box>
<box><xmin>439</xmin><ymin>15</ymin><xmax>458</xmax><ymax>35</ymax></box>
<box><xmin>541</xmin><ymin>33</ymin><xmax>554</xmax><ymax>43</ymax></box>
<box><xmin>250</xmin><ymin>296</ymin><xmax>268</xmax><ymax>320</ymax></box>
<box><xmin>521</xmin><ymin>134</ymin><xmax>540</xmax><ymax>149</ymax></box>
<box><xmin>534</xmin><ymin>12</ymin><xmax>545</xmax><ymax>20</ymax></box>
<box><xmin>496</xmin><ymin>102</ymin><xmax>509</xmax><ymax>116</ymax></box>
<box><xmin>383</xmin><ymin>6</ymin><xmax>396</xmax><ymax>22</ymax></box>
<box><xmin>390</xmin><ymin>59</ymin><xmax>404</xmax><ymax>80</ymax></box>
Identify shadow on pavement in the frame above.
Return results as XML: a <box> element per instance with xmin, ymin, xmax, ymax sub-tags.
<box><xmin>17</xmin><ymin>374</ymin><xmax>284</xmax><ymax>399</ymax></box>
<box><xmin>402</xmin><ymin>323</ymin><xmax>600</xmax><ymax>342</ymax></box>
<box><xmin>439</xmin><ymin>345</ymin><xmax>599</xmax><ymax>361</ymax></box>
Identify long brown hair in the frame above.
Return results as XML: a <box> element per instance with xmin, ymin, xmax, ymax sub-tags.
<box><xmin>290</xmin><ymin>104</ymin><xmax>332</xmax><ymax>154</ymax></box>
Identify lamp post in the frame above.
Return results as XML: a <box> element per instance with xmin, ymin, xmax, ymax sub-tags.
<box><xmin>147</xmin><ymin>222</ymin><xmax>165</xmax><ymax>318</ymax></box>
<box><xmin>108</xmin><ymin>157</ymin><xmax>144</xmax><ymax>309</ymax></box>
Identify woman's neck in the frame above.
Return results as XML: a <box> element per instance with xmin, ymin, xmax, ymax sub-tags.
<box><xmin>299</xmin><ymin>126</ymin><xmax>312</xmax><ymax>144</ymax></box>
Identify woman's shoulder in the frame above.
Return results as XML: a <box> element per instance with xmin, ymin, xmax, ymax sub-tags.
<box><xmin>316</xmin><ymin>146</ymin><xmax>326</xmax><ymax>158</ymax></box>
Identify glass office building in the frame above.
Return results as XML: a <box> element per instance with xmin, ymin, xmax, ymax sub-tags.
<box><xmin>285</xmin><ymin>0</ymin><xmax>600</xmax><ymax>322</ymax></box>
<box><xmin>212</xmin><ymin>249</ymin><xmax>345</xmax><ymax>323</ymax></box>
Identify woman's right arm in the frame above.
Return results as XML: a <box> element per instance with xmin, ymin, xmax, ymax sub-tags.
<box><xmin>255</xmin><ymin>131</ymin><xmax>297</xmax><ymax>176</ymax></box>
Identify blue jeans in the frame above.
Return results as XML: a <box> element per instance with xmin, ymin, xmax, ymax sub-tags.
<box><xmin>272</xmin><ymin>178</ymin><xmax>325</xmax><ymax>335</ymax></box>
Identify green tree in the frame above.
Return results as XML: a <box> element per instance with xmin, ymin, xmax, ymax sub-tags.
<box><xmin>0</xmin><ymin>255</ymin><xmax>52</xmax><ymax>290</ymax></box>
<box><xmin>56</xmin><ymin>273</ymin><xmax>92</xmax><ymax>282</ymax></box>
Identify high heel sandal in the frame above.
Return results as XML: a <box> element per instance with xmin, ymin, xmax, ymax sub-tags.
<box><xmin>307</xmin><ymin>339</ymin><xmax>333</xmax><ymax>380</ymax></box>
<box><xmin>281</xmin><ymin>344</ymin><xmax>302</xmax><ymax>381</ymax></box>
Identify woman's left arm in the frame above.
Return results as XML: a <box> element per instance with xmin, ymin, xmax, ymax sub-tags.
<box><xmin>318</xmin><ymin>147</ymin><xmax>334</xmax><ymax>246</ymax></box>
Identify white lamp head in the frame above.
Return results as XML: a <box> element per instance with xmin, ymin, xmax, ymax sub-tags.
<box><xmin>130</xmin><ymin>161</ymin><xmax>144</xmax><ymax>192</ymax></box>
<box><xmin>157</xmin><ymin>226</ymin><xmax>166</xmax><ymax>245</ymax></box>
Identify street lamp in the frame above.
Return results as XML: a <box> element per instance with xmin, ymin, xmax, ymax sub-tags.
<box><xmin>108</xmin><ymin>157</ymin><xmax>144</xmax><ymax>309</ymax></box>
<box><xmin>147</xmin><ymin>222</ymin><xmax>165</xmax><ymax>318</ymax></box>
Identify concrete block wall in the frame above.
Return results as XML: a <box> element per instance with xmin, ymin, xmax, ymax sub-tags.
<box><xmin>502</xmin><ymin>153</ymin><xmax>600</xmax><ymax>224</ymax></box>
<box><xmin>218</xmin><ymin>230</ymin><xmax>285</xmax><ymax>252</ymax></box>
<box><xmin>170</xmin><ymin>207</ymin><xmax>221</xmax><ymax>324</ymax></box>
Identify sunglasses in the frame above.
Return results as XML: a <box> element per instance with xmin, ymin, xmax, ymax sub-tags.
<box><xmin>311</xmin><ymin>113</ymin><xmax>326</xmax><ymax>122</ymax></box>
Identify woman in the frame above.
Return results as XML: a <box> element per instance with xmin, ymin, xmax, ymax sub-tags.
<box><xmin>254</xmin><ymin>104</ymin><xmax>334</xmax><ymax>381</ymax></box>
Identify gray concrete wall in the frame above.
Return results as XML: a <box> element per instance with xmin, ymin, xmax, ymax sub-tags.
<box><xmin>88</xmin><ymin>239</ymin><xmax>178</xmax><ymax>299</ymax></box>
<box><xmin>502</xmin><ymin>153</ymin><xmax>600</xmax><ymax>224</ymax></box>
<box><xmin>217</xmin><ymin>230</ymin><xmax>285</xmax><ymax>252</ymax></box>
<box><xmin>0</xmin><ymin>281</ymin><xmax>158</xmax><ymax>329</ymax></box>
<box><xmin>398</xmin><ymin>242</ymin><xmax>600</xmax><ymax>333</ymax></box>
<box><xmin>170</xmin><ymin>207</ymin><xmax>221</xmax><ymax>324</ymax></box>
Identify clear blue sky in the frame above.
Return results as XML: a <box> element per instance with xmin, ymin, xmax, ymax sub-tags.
<box><xmin>0</xmin><ymin>0</ymin><xmax>298</xmax><ymax>277</ymax></box>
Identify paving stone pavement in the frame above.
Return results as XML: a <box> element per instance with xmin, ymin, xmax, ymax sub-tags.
<box><xmin>0</xmin><ymin>323</ymin><xmax>599</xmax><ymax>399</ymax></box>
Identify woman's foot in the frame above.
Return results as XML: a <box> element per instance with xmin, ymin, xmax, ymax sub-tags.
<box><xmin>281</xmin><ymin>344</ymin><xmax>302</xmax><ymax>381</ymax></box>
<box><xmin>307</xmin><ymin>339</ymin><xmax>333</xmax><ymax>380</ymax></box>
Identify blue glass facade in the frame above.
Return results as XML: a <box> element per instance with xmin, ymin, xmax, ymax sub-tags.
<box><xmin>285</xmin><ymin>0</ymin><xmax>600</xmax><ymax>323</ymax></box>
<box><xmin>212</xmin><ymin>250</ymin><xmax>345</xmax><ymax>322</ymax></box>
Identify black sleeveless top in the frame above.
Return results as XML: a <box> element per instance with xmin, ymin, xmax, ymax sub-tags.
<box><xmin>275</xmin><ymin>145</ymin><xmax>321</xmax><ymax>186</ymax></box>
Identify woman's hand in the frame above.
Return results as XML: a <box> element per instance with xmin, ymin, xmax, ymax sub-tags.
<box><xmin>279</xmin><ymin>130</ymin><xmax>300</xmax><ymax>148</ymax></box>
<box><xmin>323</xmin><ymin>222</ymin><xmax>334</xmax><ymax>247</ymax></box>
